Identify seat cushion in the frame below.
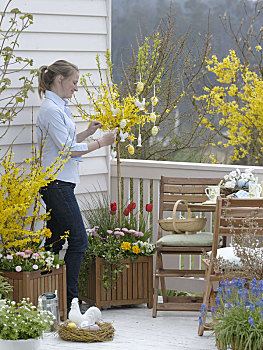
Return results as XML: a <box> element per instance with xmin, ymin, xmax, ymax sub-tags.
<box><xmin>157</xmin><ymin>231</ymin><xmax>214</xmax><ymax>247</ymax></box>
<box><xmin>208</xmin><ymin>247</ymin><xmax>241</xmax><ymax>265</ymax></box>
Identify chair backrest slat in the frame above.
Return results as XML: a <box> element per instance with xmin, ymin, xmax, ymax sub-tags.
<box><xmin>158</xmin><ymin>176</ymin><xmax>222</xmax><ymax>240</ymax></box>
<box><xmin>211</xmin><ymin>197</ymin><xmax>263</xmax><ymax>258</ymax></box>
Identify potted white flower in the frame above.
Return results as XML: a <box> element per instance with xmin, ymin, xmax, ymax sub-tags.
<box><xmin>0</xmin><ymin>298</ymin><xmax>54</xmax><ymax>350</ymax></box>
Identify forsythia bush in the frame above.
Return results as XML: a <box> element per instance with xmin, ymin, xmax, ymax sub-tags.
<box><xmin>0</xmin><ymin>148</ymin><xmax>67</xmax><ymax>252</ymax></box>
<box><xmin>195</xmin><ymin>47</ymin><xmax>263</xmax><ymax>163</ymax></box>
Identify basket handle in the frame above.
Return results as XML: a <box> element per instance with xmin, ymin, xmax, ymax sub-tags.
<box><xmin>172</xmin><ymin>200</ymin><xmax>192</xmax><ymax>233</ymax></box>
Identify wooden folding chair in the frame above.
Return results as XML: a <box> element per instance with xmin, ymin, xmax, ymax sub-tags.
<box><xmin>198</xmin><ymin>197</ymin><xmax>263</xmax><ymax>336</ymax></box>
<box><xmin>152</xmin><ymin>176</ymin><xmax>223</xmax><ymax>318</ymax></box>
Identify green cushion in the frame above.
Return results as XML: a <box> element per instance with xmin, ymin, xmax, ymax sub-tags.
<box><xmin>157</xmin><ymin>231</ymin><xmax>214</xmax><ymax>247</ymax></box>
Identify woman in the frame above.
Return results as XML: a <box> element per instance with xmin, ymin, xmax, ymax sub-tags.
<box><xmin>36</xmin><ymin>60</ymin><xmax>116</xmax><ymax>311</ymax></box>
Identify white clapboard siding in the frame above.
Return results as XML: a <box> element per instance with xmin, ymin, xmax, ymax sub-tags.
<box><xmin>0</xmin><ymin>0</ymin><xmax>112</xmax><ymax>206</ymax></box>
<box><xmin>2</xmin><ymin>0</ymin><xmax>108</xmax><ymax>16</ymax></box>
<box><xmin>2</xmin><ymin>14</ymin><xmax>107</xmax><ymax>34</ymax></box>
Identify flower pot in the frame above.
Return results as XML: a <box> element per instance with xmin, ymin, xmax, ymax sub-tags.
<box><xmin>0</xmin><ymin>265</ymin><xmax>67</xmax><ymax>321</ymax></box>
<box><xmin>79</xmin><ymin>256</ymin><xmax>153</xmax><ymax>309</ymax></box>
<box><xmin>0</xmin><ymin>337</ymin><xmax>41</xmax><ymax>350</ymax></box>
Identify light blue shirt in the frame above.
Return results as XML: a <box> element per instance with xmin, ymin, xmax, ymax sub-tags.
<box><xmin>36</xmin><ymin>90</ymin><xmax>88</xmax><ymax>184</ymax></box>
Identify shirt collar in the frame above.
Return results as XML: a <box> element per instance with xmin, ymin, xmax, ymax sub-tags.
<box><xmin>45</xmin><ymin>90</ymin><xmax>68</xmax><ymax>110</ymax></box>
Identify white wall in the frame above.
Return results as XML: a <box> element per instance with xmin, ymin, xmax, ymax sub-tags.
<box><xmin>0</xmin><ymin>0</ymin><xmax>112</xmax><ymax>208</ymax></box>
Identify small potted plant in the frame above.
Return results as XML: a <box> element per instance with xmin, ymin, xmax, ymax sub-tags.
<box><xmin>0</xmin><ymin>298</ymin><xmax>54</xmax><ymax>350</ymax></box>
<box><xmin>199</xmin><ymin>278</ymin><xmax>263</xmax><ymax>350</ymax></box>
<box><xmin>79</xmin><ymin>193</ymin><xmax>156</xmax><ymax>308</ymax></box>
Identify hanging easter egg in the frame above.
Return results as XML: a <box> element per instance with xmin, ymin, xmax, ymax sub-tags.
<box><xmin>137</xmin><ymin>82</ymin><xmax>144</xmax><ymax>92</ymax></box>
<box><xmin>128</xmin><ymin>144</ymin><xmax>134</xmax><ymax>155</ymax></box>
<box><xmin>151</xmin><ymin>126</ymin><xmax>158</xmax><ymax>136</ymax></box>
<box><xmin>150</xmin><ymin>112</ymin><xmax>156</xmax><ymax>123</ymax></box>
<box><xmin>151</xmin><ymin>96</ymin><xmax>158</xmax><ymax>106</ymax></box>
<box><xmin>120</xmin><ymin>119</ymin><xmax>127</xmax><ymax>129</ymax></box>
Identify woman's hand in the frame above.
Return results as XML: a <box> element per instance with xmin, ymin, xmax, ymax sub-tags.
<box><xmin>86</xmin><ymin>120</ymin><xmax>102</xmax><ymax>136</ymax></box>
<box><xmin>99</xmin><ymin>130</ymin><xmax>116</xmax><ymax>147</ymax></box>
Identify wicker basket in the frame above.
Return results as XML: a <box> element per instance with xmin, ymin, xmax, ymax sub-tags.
<box><xmin>58</xmin><ymin>321</ymin><xmax>115</xmax><ymax>342</ymax></box>
<box><xmin>158</xmin><ymin>199</ymin><xmax>207</xmax><ymax>234</ymax></box>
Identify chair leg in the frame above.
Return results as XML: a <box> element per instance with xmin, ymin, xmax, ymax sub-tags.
<box><xmin>198</xmin><ymin>279</ymin><xmax>213</xmax><ymax>336</ymax></box>
<box><xmin>158</xmin><ymin>254</ymin><xmax>167</xmax><ymax>303</ymax></box>
<box><xmin>152</xmin><ymin>252</ymin><xmax>165</xmax><ymax>318</ymax></box>
<box><xmin>152</xmin><ymin>271</ymin><xmax>159</xmax><ymax>318</ymax></box>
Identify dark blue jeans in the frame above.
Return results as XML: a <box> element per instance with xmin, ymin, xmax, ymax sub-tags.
<box><xmin>40</xmin><ymin>180</ymin><xmax>88</xmax><ymax>309</ymax></box>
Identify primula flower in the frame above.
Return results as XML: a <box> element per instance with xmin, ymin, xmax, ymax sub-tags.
<box><xmin>6</xmin><ymin>255</ymin><xmax>13</xmax><ymax>260</ymax></box>
<box><xmin>138</xmin><ymin>232</ymin><xmax>144</xmax><ymax>237</ymax></box>
<box><xmin>33</xmin><ymin>264</ymin><xmax>38</xmax><ymax>270</ymax></box>
<box><xmin>32</xmin><ymin>253</ymin><xmax>39</xmax><ymax>258</ymax></box>
<box><xmin>122</xmin><ymin>228</ymin><xmax>129</xmax><ymax>233</ymax></box>
<box><xmin>15</xmin><ymin>266</ymin><xmax>22</xmax><ymax>272</ymax></box>
<box><xmin>25</xmin><ymin>249</ymin><xmax>32</xmax><ymax>255</ymax></box>
<box><xmin>121</xmin><ymin>242</ymin><xmax>131</xmax><ymax>251</ymax></box>
<box><xmin>124</xmin><ymin>207</ymin><xmax>131</xmax><ymax>216</ymax></box>
<box><xmin>132</xmin><ymin>245</ymin><xmax>141</xmax><ymax>254</ymax></box>
<box><xmin>146</xmin><ymin>203</ymin><xmax>153</xmax><ymax>212</ymax></box>
<box><xmin>0</xmin><ymin>253</ymin><xmax>2</xmax><ymax>258</ymax></box>
<box><xmin>129</xmin><ymin>229</ymin><xmax>136</xmax><ymax>234</ymax></box>
<box><xmin>23</xmin><ymin>254</ymin><xmax>30</xmax><ymax>259</ymax></box>
<box><xmin>107</xmin><ymin>230</ymin><xmax>113</xmax><ymax>234</ymax></box>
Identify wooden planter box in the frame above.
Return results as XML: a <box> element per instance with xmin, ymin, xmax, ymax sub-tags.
<box><xmin>1</xmin><ymin>265</ymin><xmax>67</xmax><ymax>321</ymax></box>
<box><xmin>79</xmin><ymin>256</ymin><xmax>153</xmax><ymax>309</ymax></box>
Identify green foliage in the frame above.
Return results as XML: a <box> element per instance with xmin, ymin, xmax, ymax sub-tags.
<box><xmin>0</xmin><ymin>1</ymin><xmax>37</xmax><ymax>130</ymax></box>
<box><xmin>0</xmin><ymin>298</ymin><xmax>53</xmax><ymax>340</ymax></box>
<box><xmin>0</xmin><ymin>274</ymin><xmax>12</xmax><ymax>299</ymax></box>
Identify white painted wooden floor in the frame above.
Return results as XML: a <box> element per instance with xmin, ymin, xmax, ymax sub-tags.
<box><xmin>40</xmin><ymin>303</ymin><xmax>217</xmax><ymax>350</ymax></box>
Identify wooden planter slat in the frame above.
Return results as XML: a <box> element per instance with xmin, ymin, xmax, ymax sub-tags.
<box><xmin>79</xmin><ymin>256</ymin><xmax>153</xmax><ymax>309</ymax></box>
<box><xmin>1</xmin><ymin>265</ymin><xmax>67</xmax><ymax>321</ymax></box>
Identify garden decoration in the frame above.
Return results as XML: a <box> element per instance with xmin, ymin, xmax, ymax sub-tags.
<box><xmin>58</xmin><ymin>297</ymin><xmax>114</xmax><ymax>343</ymax></box>
<box><xmin>199</xmin><ymin>278</ymin><xmax>263</xmax><ymax>350</ymax></box>
<box><xmin>221</xmin><ymin>168</ymin><xmax>260</xmax><ymax>198</ymax></box>
<box><xmin>79</xmin><ymin>194</ymin><xmax>155</xmax><ymax>308</ymax></box>
<box><xmin>77</xmin><ymin>50</ymin><xmax>159</xmax><ymax>223</ymax></box>
<box><xmin>0</xmin><ymin>298</ymin><xmax>54</xmax><ymax>350</ymax></box>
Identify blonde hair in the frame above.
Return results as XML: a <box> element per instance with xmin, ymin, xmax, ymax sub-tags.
<box><xmin>38</xmin><ymin>60</ymin><xmax>79</xmax><ymax>98</ymax></box>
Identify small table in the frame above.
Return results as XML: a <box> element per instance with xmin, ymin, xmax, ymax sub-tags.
<box><xmin>188</xmin><ymin>202</ymin><xmax>216</xmax><ymax>212</ymax></box>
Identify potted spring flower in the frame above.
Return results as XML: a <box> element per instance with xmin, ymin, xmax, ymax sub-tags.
<box><xmin>0</xmin><ymin>298</ymin><xmax>54</xmax><ymax>350</ymax></box>
<box><xmin>199</xmin><ymin>278</ymin><xmax>263</xmax><ymax>350</ymax></box>
<box><xmin>79</xmin><ymin>193</ymin><xmax>156</xmax><ymax>309</ymax></box>
<box><xmin>0</xmin><ymin>150</ymin><xmax>68</xmax><ymax>320</ymax></box>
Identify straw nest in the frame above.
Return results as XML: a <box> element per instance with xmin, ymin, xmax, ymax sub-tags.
<box><xmin>58</xmin><ymin>321</ymin><xmax>115</xmax><ymax>342</ymax></box>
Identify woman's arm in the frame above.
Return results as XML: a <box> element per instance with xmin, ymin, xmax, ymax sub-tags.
<box><xmin>77</xmin><ymin>121</ymin><xmax>102</xmax><ymax>143</ymax></box>
<box><xmin>71</xmin><ymin>131</ymin><xmax>116</xmax><ymax>157</ymax></box>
